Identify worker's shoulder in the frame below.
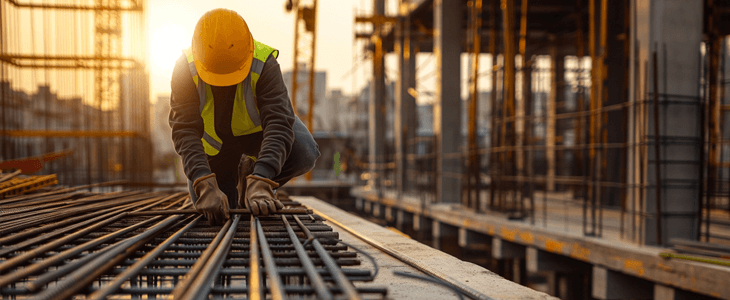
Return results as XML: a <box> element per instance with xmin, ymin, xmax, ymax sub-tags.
<box><xmin>254</xmin><ymin>40</ymin><xmax>280</xmax><ymax>62</ymax></box>
<box><xmin>171</xmin><ymin>52</ymin><xmax>193</xmax><ymax>81</ymax></box>
<box><xmin>170</xmin><ymin>52</ymin><xmax>196</xmax><ymax>100</ymax></box>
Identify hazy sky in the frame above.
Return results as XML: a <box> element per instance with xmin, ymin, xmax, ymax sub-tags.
<box><xmin>148</xmin><ymin>0</ymin><xmax>380</xmax><ymax>102</ymax></box>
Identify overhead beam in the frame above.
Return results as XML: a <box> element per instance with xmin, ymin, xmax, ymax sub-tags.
<box><xmin>5</xmin><ymin>0</ymin><xmax>141</xmax><ymax>11</ymax></box>
<box><xmin>1</xmin><ymin>130</ymin><xmax>142</xmax><ymax>138</ymax></box>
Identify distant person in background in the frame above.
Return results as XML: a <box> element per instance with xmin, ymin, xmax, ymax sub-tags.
<box><xmin>169</xmin><ymin>8</ymin><xmax>320</xmax><ymax>224</ymax></box>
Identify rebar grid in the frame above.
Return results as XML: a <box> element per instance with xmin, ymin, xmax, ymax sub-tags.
<box><xmin>0</xmin><ymin>187</ymin><xmax>387</xmax><ymax>299</ymax></box>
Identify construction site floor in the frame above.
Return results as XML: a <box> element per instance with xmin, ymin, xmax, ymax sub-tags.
<box><xmin>296</xmin><ymin>196</ymin><xmax>557</xmax><ymax>300</ymax></box>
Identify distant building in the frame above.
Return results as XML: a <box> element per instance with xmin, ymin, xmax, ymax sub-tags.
<box><xmin>153</xmin><ymin>95</ymin><xmax>174</xmax><ymax>157</ymax></box>
<box><xmin>282</xmin><ymin>64</ymin><xmax>327</xmax><ymax>130</ymax></box>
<box><xmin>0</xmin><ymin>81</ymin><xmax>139</xmax><ymax>185</ymax></box>
<box><xmin>151</xmin><ymin>95</ymin><xmax>184</xmax><ymax>184</ymax></box>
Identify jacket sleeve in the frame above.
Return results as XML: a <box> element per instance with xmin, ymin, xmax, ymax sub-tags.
<box><xmin>169</xmin><ymin>54</ymin><xmax>212</xmax><ymax>182</ymax></box>
<box><xmin>251</xmin><ymin>54</ymin><xmax>296</xmax><ymax>179</ymax></box>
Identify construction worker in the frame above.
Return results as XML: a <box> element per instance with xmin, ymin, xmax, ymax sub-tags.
<box><xmin>169</xmin><ymin>8</ymin><xmax>320</xmax><ymax>224</ymax></box>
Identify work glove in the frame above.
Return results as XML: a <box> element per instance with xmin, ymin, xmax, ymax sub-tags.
<box><xmin>244</xmin><ymin>175</ymin><xmax>284</xmax><ymax>216</ymax></box>
<box><xmin>192</xmin><ymin>174</ymin><xmax>230</xmax><ymax>225</ymax></box>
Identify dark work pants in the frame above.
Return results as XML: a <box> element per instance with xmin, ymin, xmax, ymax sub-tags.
<box><xmin>188</xmin><ymin>116</ymin><xmax>320</xmax><ymax>208</ymax></box>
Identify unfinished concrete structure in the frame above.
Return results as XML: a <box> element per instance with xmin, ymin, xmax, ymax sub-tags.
<box><xmin>354</xmin><ymin>0</ymin><xmax>730</xmax><ymax>299</ymax></box>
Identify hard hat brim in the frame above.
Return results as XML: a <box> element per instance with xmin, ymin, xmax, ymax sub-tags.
<box><xmin>192</xmin><ymin>32</ymin><xmax>254</xmax><ymax>87</ymax></box>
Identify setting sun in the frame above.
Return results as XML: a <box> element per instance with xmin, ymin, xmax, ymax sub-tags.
<box><xmin>150</xmin><ymin>25</ymin><xmax>187</xmax><ymax>72</ymax></box>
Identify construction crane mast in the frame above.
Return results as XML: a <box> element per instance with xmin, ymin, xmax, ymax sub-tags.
<box><xmin>285</xmin><ymin>0</ymin><xmax>318</xmax><ymax>127</ymax></box>
<box><xmin>286</xmin><ymin>0</ymin><xmax>318</xmax><ymax>180</ymax></box>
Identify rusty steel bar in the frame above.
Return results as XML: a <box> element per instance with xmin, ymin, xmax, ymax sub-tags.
<box><xmin>282</xmin><ymin>214</ymin><xmax>333</xmax><ymax>299</ymax></box>
<box><xmin>88</xmin><ymin>216</ymin><xmax>202</xmax><ymax>300</ymax></box>
<box><xmin>128</xmin><ymin>208</ymin><xmax>312</xmax><ymax>216</ymax></box>
<box><xmin>294</xmin><ymin>215</ymin><xmax>361</xmax><ymax>300</ymax></box>
<box><xmin>249</xmin><ymin>214</ymin><xmax>263</xmax><ymax>300</ymax></box>
<box><xmin>0</xmin><ymin>181</ymin><xmax>383</xmax><ymax>299</ymax></box>
<box><xmin>255</xmin><ymin>216</ymin><xmax>288</xmax><ymax>300</ymax></box>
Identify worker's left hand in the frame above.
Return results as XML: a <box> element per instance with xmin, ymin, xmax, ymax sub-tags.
<box><xmin>244</xmin><ymin>175</ymin><xmax>284</xmax><ymax>216</ymax></box>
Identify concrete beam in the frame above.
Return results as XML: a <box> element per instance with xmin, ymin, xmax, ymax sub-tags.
<box><xmin>352</xmin><ymin>187</ymin><xmax>730</xmax><ymax>299</ymax></box>
<box><xmin>433</xmin><ymin>0</ymin><xmax>463</xmax><ymax>203</ymax></box>
<box><xmin>592</xmin><ymin>266</ymin><xmax>652</xmax><ymax>300</ymax></box>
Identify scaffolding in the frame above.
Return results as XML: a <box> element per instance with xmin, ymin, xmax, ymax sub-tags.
<box><xmin>0</xmin><ymin>0</ymin><xmax>151</xmax><ymax>186</ymax></box>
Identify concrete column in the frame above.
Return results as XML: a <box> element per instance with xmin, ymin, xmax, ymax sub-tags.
<box><xmin>654</xmin><ymin>284</ymin><xmax>715</xmax><ymax>300</ymax></box>
<box><xmin>491</xmin><ymin>237</ymin><xmax>525</xmax><ymax>259</ymax></box>
<box><xmin>592</xmin><ymin>266</ymin><xmax>652</xmax><ymax>299</ymax></box>
<box><xmin>433</xmin><ymin>0</ymin><xmax>463</xmax><ymax>203</ymax></box>
<box><xmin>395</xmin><ymin>6</ymin><xmax>417</xmax><ymax>195</ymax></box>
<box><xmin>369</xmin><ymin>0</ymin><xmax>386</xmax><ymax>189</ymax></box>
<box><xmin>633</xmin><ymin>0</ymin><xmax>703</xmax><ymax>245</ymax></box>
<box><xmin>432</xmin><ymin>221</ymin><xmax>459</xmax><ymax>255</ymax></box>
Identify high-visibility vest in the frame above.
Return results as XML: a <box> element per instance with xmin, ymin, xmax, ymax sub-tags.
<box><xmin>182</xmin><ymin>40</ymin><xmax>279</xmax><ymax>156</ymax></box>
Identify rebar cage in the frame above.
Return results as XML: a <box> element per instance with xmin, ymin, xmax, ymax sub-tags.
<box><xmin>0</xmin><ymin>187</ymin><xmax>387</xmax><ymax>299</ymax></box>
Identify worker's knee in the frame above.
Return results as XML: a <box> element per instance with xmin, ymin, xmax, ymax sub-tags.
<box><xmin>292</xmin><ymin>116</ymin><xmax>320</xmax><ymax>173</ymax></box>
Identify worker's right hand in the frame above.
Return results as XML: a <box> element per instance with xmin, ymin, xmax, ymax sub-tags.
<box><xmin>192</xmin><ymin>174</ymin><xmax>230</xmax><ymax>225</ymax></box>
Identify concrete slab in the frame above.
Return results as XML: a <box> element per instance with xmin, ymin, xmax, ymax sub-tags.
<box><xmin>296</xmin><ymin>196</ymin><xmax>557</xmax><ymax>300</ymax></box>
<box><xmin>352</xmin><ymin>187</ymin><xmax>730</xmax><ymax>299</ymax></box>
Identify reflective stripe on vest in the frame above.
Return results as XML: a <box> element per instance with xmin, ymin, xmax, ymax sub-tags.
<box><xmin>183</xmin><ymin>40</ymin><xmax>279</xmax><ymax>156</ymax></box>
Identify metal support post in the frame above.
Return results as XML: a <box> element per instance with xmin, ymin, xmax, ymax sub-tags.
<box><xmin>467</xmin><ymin>0</ymin><xmax>483</xmax><ymax>210</ymax></box>
<box><xmin>500</xmin><ymin>0</ymin><xmax>516</xmax><ymax>210</ymax></box>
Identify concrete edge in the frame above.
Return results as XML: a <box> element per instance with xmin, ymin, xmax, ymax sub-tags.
<box><xmin>350</xmin><ymin>187</ymin><xmax>730</xmax><ymax>299</ymax></box>
<box><xmin>294</xmin><ymin>196</ymin><xmax>559</xmax><ymax>300</ymax></box>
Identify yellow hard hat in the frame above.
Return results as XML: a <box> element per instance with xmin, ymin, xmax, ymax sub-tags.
<box><xmin>191</xmin><ymin>9</ymin><xmax>254</xmax><ymax>87</ymax></box>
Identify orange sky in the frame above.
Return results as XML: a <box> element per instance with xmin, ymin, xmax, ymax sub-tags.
<box><xmin>147</xmin><ymin>0</ymin><xmax>374</xmax><ymax>101</ymax></box>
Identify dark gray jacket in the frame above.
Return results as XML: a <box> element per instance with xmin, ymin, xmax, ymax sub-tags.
<box><xmin>168</xmin><ymin>53</ymin><xmax>296</xmax><ymax>183</ymax></box>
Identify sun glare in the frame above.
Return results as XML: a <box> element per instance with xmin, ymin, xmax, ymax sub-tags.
<box><xmin>150</xmin><ymin>25</ymin><xmax>187</xmax><ymax>72</ymax></box>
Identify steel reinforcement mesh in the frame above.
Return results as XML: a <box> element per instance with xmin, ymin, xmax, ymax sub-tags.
<box><xmin>0</xmin><ymin>187</ymin><xmax>387</xmax><ymax>299</ymax></box>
